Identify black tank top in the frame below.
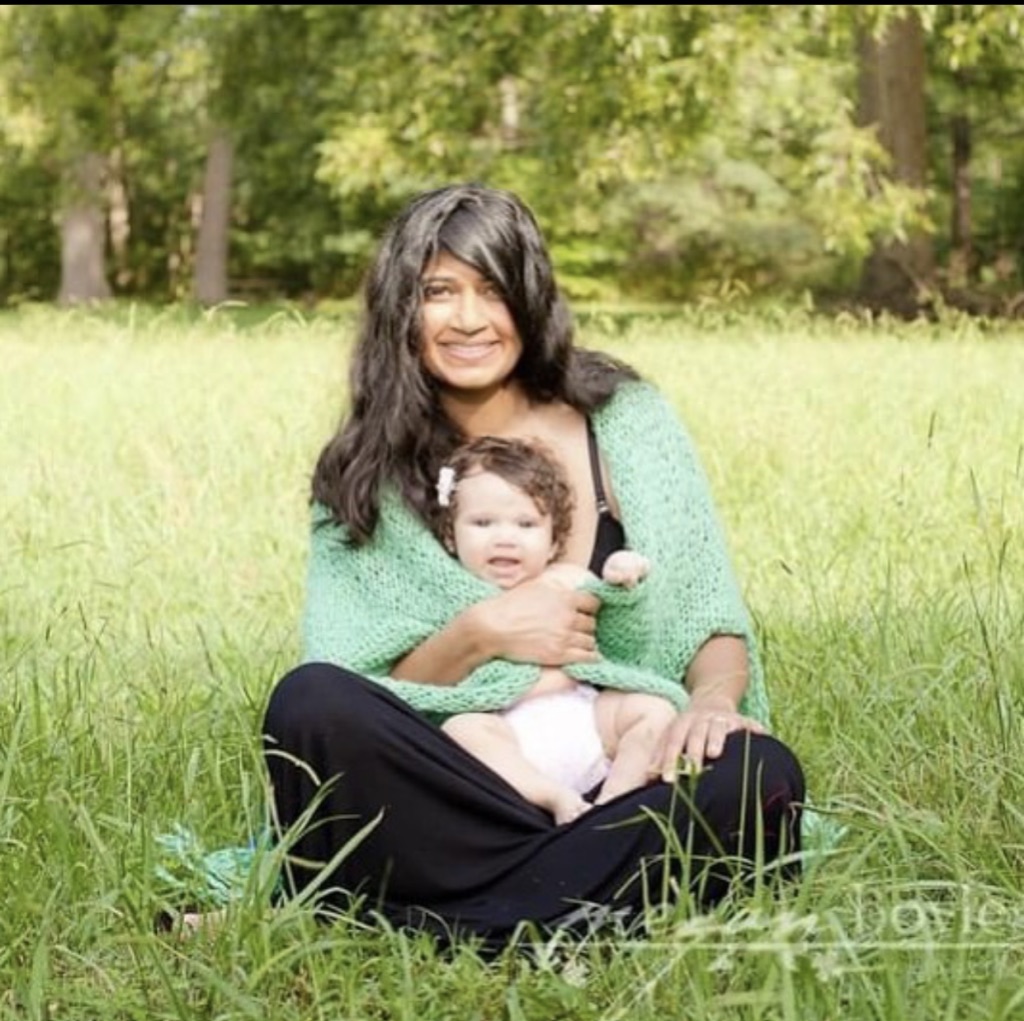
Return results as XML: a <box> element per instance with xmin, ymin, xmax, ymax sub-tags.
<box><xmin>585</xmin><ymin>418</ymin><xmax>627</xmax><ymax>575</ymax></box>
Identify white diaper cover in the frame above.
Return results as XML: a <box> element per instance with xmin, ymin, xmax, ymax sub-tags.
<box><xmin>501</xmin><ymin>684</ymin><xmax>611</xmax><ymax>795</ymax></box>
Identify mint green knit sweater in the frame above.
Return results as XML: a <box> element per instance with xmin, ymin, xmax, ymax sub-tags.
<box><xmin>156</xmin><ymin>384</ymin><xmax>841</xmax><ymax>902</ymax></box>
<box><xmin>301</xmin><ymin>380</ymin><xmax>771</xmax><ymax>727</ymax></box>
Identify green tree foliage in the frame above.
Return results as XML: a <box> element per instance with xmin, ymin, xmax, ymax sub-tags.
<box><xmin>0</xmin><ymin>3</ymin><xmax>1021</xmax><ymax>309</ymax></box>
<box><xmin>0</xmin><ymin>10</ymin><xmax>59</xmax><ymax>301</ymax></box>
<box><xmin>197</xmin><ymin>5</ymin><xmax>348</xmax><ymax>296</ymax></box>
<box><xmin>312</xmin><ymin>5</ymin><xmax>892</xmax><ymax>299</ymax></box>
<box><xmin>926</xmin><ymin>5</ymin><xmax>1024</xmax><ymax>297</ymax></box>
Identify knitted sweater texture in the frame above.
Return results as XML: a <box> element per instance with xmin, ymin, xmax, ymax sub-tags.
<box><xmin>301</xmin><ymin>381</ymin><xmax>770</xmax><ymax>726</ymax></box>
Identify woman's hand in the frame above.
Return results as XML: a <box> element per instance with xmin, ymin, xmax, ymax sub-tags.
<box><xmin>390</xmin><ymin>578</ymin><xmax>599</xmax><ymax>685</ymax></box>
<box><xmin>472</xmin><ymin>575</ymin><xmax>601</xmax><ymax>667</ymax></box>
<box><xmin>654</xmin><ymin>700</ymin><xmax>767</xmax><ymax>780</ymax></box>
<box><xmin>655</xmin><ymin>634</ymin><xmax>767</xmax><ymax>778</ymax></box>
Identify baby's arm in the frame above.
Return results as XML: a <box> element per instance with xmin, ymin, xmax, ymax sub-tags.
<box><xmin>522</xmin><ymin>667</ymin><xmax>579</xmax><ymax>698</ymax></box>
<box><xmin>601</xmin><ymin>550</ymin><xmax>650</xmax><ymax>588</ymax></box>
<box><xmin>539</xmin><ymin>562</ymin><xmax>596</xmax><ymax>590</ymax></box>
<box><xmin>543</xmin><ymin>554</ymin><xmax>650</xmax><ymax>591</ymax></box>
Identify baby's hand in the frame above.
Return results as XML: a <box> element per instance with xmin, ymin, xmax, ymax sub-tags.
<box><xmin>601</xmin><ymin>550</ymin><xmax>650</xmax><ymax>588</ymax></box>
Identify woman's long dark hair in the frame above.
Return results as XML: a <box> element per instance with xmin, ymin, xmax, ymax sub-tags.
<box><xmin>312</xmin><ymin>182</ymin><xmax>639</xmax><ymax>543</ymax></box>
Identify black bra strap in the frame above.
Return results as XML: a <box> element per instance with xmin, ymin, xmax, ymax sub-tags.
<box><xmin>586</xmin><ymin>418</ymin><xmax>610</xmax><ymax>513</ymax></box>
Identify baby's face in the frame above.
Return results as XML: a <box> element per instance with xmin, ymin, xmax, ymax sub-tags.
<box><xmin>450</xmin><ymin>471</ymin><xmax>555</xmax><ymax>589</ymax></box>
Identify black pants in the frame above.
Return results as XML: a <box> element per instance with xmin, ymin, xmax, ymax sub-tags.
<box><xmin>262</xmin><ymin>662</ymin><xmax>805</xmax><ymax>949</ymax></box>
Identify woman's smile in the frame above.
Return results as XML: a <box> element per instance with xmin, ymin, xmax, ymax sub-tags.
<box><xmin>441</xmin><ymin>340</ymin><xmax>501</xmax><ymax>362</ymax></box>
<box><xmin>420</xmin><ymin>252</ymin><xmax>523</xmax><ymax>393</ymax></box>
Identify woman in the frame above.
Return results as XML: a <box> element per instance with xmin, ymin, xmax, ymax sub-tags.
<box><xmin>263</xmin><ymin>182</ymin><xmax>805</xmax><ymax>950</ymax></box>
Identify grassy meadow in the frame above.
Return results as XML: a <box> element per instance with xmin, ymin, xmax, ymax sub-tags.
<box><xmin>2</xmin><ymin>302</ymin><xmax>1023</xmax><ymax>1019</ymax></box>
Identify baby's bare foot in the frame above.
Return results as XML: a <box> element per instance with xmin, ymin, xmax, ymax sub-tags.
<box><xmin>550</xmin><ymin>791</ymin><xmax>592</xmax><ymax>825</ymax></box>
<box><xmin>594</xmin><ymin>775</ymin><xmax>648</xmax><ymax>805</ymax></box>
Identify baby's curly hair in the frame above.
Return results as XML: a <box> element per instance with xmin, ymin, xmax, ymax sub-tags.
<box><xmin>437</xmin><ymin>436</ymin><xmax>575</xmax><ymax>558</ymax></box>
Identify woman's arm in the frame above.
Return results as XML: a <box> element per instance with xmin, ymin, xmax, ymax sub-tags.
<box><xmin>391</xmin><ymin>576</ymin><xmax>601</xmax><ymax>685</ymax></box>
<box><xmin>654</xmin><ymin>634</ymin><xmax>767</xmax><ymax>778</ymax></box>
<box><xmin>389</xmin><ymin>604</ymin><xmax>494</xmax><ymax>685</ymax></box>
<box><xmin>685</xmin><ymin>633</ymin><xmax>749</xmax><ymax>712</ymax></box>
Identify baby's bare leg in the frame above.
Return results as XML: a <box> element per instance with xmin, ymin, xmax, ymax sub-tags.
<box><xmin>593</xmin><ymin>693</ymin><xmax>677</xmax><ymax>803</ymax></box>
<box><xmin>442</xmin><ymin>712</ymin><xmax>590</xmax><ymax>825</ymax></box>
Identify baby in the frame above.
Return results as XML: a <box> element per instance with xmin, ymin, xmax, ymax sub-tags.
<box><xmin>435</xmin><ymin>435</ymin><xmax>677</xmax><ymax>824</ymax></box>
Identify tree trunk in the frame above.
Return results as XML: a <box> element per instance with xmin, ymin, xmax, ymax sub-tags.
<box><xmin>855</xmin><ymin>11</ymin><xmax>934</xmax><ymax>315</ymax></box>
<box><xmin>193</xmin><ymin>129</ymin><xmax>234</xmax><ymax>306</ymax></box>
<box><xmin>108</xmin><ymin>143</ymin><xmax>132</xmax><ymax>289</ymax></box>
<box><xmin>58</xmin><ymin>151</ymin><xmax>112</xmax><ymax>306</ymax></box>
<box><xmin>949</xmin><ymin>70</ymin><xmax>973</xmax><ymax>290</ymax></box>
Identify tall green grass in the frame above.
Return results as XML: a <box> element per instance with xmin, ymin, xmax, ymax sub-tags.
<box><xmin>2</xmin><ymin>303</ymin><xmax>1023</xmax><ymax>1019</ymax></box>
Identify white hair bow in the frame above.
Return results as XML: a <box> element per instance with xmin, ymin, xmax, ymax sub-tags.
<box><xmin>436</xmin><ymin>466</ymin><xmax>456</xmax><ymax>507</ymax></box>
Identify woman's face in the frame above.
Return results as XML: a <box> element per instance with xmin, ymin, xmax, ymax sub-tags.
<box><xmin>419</xmin><ymin>252</ymin><xmax>523</xmax><ymax>396</ymax></box>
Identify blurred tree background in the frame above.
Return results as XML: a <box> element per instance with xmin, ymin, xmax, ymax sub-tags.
<box><xmin>1</xmin><ymin>3</ymin><xmax>1022</xmax><ymax>316</ymax></box>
